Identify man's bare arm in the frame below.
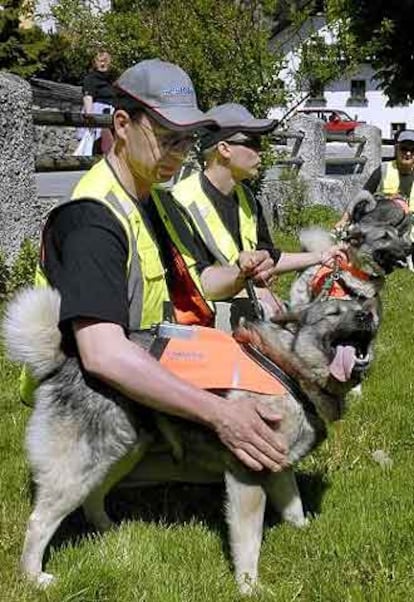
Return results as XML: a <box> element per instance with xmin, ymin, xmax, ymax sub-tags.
<box><xmin>74</xmin><ymin>320</ymin><xmax>288</xmax><ymax>472</ymax></box>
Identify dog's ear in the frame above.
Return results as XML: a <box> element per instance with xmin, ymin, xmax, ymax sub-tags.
<box><xmin>348</xmin><ymin>191</ymin><xmax>377</xmax><ymax>223</ymax></box>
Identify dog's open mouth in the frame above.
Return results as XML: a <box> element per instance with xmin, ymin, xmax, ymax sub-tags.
<box><xmin>328</xmin><ymin>331</ymin><xmax>371</xmax><ymax>382</ymax></box>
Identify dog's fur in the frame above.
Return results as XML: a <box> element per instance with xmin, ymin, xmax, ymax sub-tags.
<box><xmin>290</xmin><ymin>192</ymin><xmax>413</xmax><ymax>308</ymax></box>
<box><xmin>3</xmin><ymin>287</ymin><xmax>379</xmax><ymax>594</ymax></box>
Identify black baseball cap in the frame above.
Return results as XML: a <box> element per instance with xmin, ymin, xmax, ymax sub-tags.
<box><xmin>199</xmin><ymin>103</ymin><xmax>277</xmax><ymax>150</ymax></box>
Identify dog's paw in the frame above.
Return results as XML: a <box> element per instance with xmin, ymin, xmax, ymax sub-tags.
<box><xmin>283</xmin><ymin>513</ymin><xmax>310</xmax><ymax>528</ymax></box>
<box><xmin>237</xmin><ymin>574</ymin><xmax>258</xmax><ymax>597</ymax></box>
<box><xmin>349</xmin><ymin>383</ymin><xmax>363</xmax><ymax>398</ymax></box>
<box><xmin>26</xmin><ymin>571</ymin><xmax>55</xmax><ymax>588</ymax></box>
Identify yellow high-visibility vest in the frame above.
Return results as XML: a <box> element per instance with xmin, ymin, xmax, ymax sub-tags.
<box><xmin>382</xmin><ymin>161</ymin><xmax>414</xmax><ymax>210</ymax></box>
<box><xmin>171</xmin><ymin>172</ymin><xmax>258</xmax><ymax>265</ymax></box>
<box><xmin>20</xmin><ymin>159</ymin><xmax>211</xmax><ymax>403</ymax></box>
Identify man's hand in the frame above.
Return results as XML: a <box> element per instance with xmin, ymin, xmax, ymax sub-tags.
<box><xmin>317</xmin><ymin>244</ymin><xmax>348</xmax><ymax>268</ymax></box>
<box><xmin>212</xmin><ymin>395</ymin><xmax>288</xmax><ymax>472</ymax></box>
<box><xmin>238</xmin><ymin>250</ymin><xmax>276</xmax><ymax>286</ymax></box>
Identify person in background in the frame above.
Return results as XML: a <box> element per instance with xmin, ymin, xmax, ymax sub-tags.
<box><xmin>76</xmin><ymin>48</ymin><xmax>116</xmax><ymax>156</ymax></box>
<box><xmin>336</xmin><ymin>129</ymin><xmax>414</xmax><ymax>229</ymax></box>
<box><xmin>171</xmin><ymin>102</ymin><xmax>344</xmax><ymax>318</ymax></box>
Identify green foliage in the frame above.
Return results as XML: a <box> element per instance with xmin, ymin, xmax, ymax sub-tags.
<box><xmin>45</xmin><ymin>0</ymin><xmax>286</xmax><ymax>117</ymax></box>
<box><xmin>276</xmin><ymin>168</ymin><xmax>309</xmax><ymax>235</ymax></box>
<box><xmin>0</xmin><ymin>0</ymin><xmax>49</xmax><ymax>77</ymax></box>
<box><xmin>7</xmin><ymin>239</ymin><xmax>38</xmax><ymax>295</ymax></box>
<box><xmin>0</xmin><ymin>250</ymin><xmax>10</xmax><ymax>300</ymax></box>
<box><xmin>36</xmin><ymin>31</ymin><xmax>89</xmax><ymax>85</ymax></box>
<box><xmin>299</xmin><ymin>203</ymin><xmax>340</xmax><ymax>230</ymax></box>
<box><xmin>325</xmin><ymin>0</ymin><xmax>414</xmax><ymax>104</ymax></box>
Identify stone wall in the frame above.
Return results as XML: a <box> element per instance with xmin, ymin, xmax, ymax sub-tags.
<box><xmin>258</xmin><ymin>114</ymin><xmax>382</xmax><ymax>226</ymax></box>
<box><xmin>0</xmin><ymin>73</ymin><xmax>39</xmax><ymax>261</ymax></box>
<box><xmin>0</xmin><ymin>73</ymin><xmax>384</xmax><ymax>262</ymax></box>
<box><xmin>34</xmin><ymin>123</ymin><xmax>79</xmax><ymax>158</ymax></box>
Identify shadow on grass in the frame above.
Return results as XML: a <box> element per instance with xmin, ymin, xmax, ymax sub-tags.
<box><xmin>41</xmin><ymin>468</ymin><xmax>329</xmax><ymax>566</ymax></box>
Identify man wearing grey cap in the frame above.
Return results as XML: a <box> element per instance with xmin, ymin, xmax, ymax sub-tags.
<box><xmin>171</xmin><ymin>102</ymin><xmax>344</xmax><ymax>317</ymax></box>
<box><xmin>382</xmin><ymin>129</ymin><xmax>414</xmax><ymax>204</ymax></box>
<box><xmin>28</xmin><ymin>59</ymin><xmax>287</xmax><ymax>475</ymax></box>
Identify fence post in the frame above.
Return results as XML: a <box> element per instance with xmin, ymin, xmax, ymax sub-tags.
<box><xmin>287</xmin><ymin>113</ymin><xmax>325</xmax><ymax>180</ymax></box>
<box><xmin>0</xmin><ymin>72</ymin><xmax>37</xmax><ymax>262</ymax></box>
<box><xmin>354</xmin><ymin>124</ymin><xmax>382</xmax><ymax>191</ymax></box>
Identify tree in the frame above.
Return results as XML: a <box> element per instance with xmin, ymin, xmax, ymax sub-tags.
<box><xmin>0</xmin><ymin>0</ymin><xmax>49</xmax><ymax>77</ymax></box>
<box><xmin>325</xmin><ymin>0</ymin><xmax>414</xmax><ymax>104</ymax></box>
<box><xmin>47</xmin><ymin>0</ymin><xmax>287</xmax><ymax>117</ymax></box>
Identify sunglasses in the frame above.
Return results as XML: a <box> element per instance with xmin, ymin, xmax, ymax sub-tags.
<box><xmin>140</xmin><ymin>120</ymin><xmax>195</xmax><ymax>152</ymax></box>
<box><xmin>225</xmin><ymin>138</ymin><xmax>262</xmax><ymax>152</ymax></box>
<box><xmin>399</xmin><ymin>145</ymin><xmax>414</xmax><ymax>154</ymax></box>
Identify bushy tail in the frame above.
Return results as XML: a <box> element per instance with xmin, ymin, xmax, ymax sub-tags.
<box><xmin>2</xmin><ymin>287</ymin><xmax>64</xmax><ymax>378</ymax></box>
<box><xmin>299</xmin><ymin>227</ymin><xmax>334</xmax><ymax>253</ymax></box>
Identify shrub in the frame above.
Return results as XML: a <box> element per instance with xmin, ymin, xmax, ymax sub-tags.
<box><xmin>7</xmin><ymin>239</ymin><xmax>38</xmax><ymax>295</ymax></box>
<box><xmin>0</xmin><ymin>249</ymin><xmax>10</xmax><ymax>300</ymax></box>
<box><xmin>299</xmin><ymin>204</ymin><xmax>340</xmax><ymax>231</ymax></box>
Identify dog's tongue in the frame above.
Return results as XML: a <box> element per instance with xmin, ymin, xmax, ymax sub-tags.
<box><xmin>329</xmin><ymin>345</ymin><xmax>356</xmax><ymax>382</ymax></box>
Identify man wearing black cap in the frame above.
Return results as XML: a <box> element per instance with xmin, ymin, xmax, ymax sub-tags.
<box><xmin>337</xmin><ymin>129</ymin><xmax>414</xmax><ymax>229</ymax></box>
<box><xmin>28</xmin><ymin>60</ymin><xmax>287</xmax><ymax>474</ymax></box>
<box><xmin>172</xmin><ymin>103</ymin><xmax>344</xmax><ymax>317</ymax></box>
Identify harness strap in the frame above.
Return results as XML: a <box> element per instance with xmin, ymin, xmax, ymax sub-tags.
<box><xmin>240</xmin><ymin>343</ymin><xmax>317</xmax><ymax>417</ymax></box>
<box><xmin>245</xmin><ymin>278</ymin><xmax>265</xmax><ymax>321</ymax></box>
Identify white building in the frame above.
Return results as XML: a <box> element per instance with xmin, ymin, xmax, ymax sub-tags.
<box><xmin>34</xmin><ymin>0</ymin><xmax>111</xmax><ymax>33</ymax></box>
<box><xmin>269</xmin><ymin>14</ymin><xmax>414</xmax><ymax>139</ymax></box>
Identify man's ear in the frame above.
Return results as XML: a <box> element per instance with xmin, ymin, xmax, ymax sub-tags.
<box><xmin>112</xmin><ymin>109</ymin><xmax>131</xmax><ymax>141</ymax></box>
<box><xmin>216</xmin><ymin>140</ymin><xmax>232</xmax><ymax>161</ymax></box>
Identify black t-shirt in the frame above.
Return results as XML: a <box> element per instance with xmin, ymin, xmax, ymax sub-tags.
<box><xmin>199</xmin><ymin>173</ymin><xmax>281</xmax><ymax>264</ymax></box>
<box><xmin>82</xmin><ymin>70</ymin><xmax>116</xmax><ymax>106</ymax></box>
<box><xmin>42</xmin><ymin>196</ymin><xmax>213</xmax><ymax>339</ymax></box>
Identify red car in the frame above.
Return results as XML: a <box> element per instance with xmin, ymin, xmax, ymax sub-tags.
<box><xmin>295</xmin><ymin>109</ymin><xmax>364</xmax><ymax>135</ymax></box>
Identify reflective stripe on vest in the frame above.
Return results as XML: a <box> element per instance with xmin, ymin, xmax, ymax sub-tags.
<box><xmin>171</xmin><ymin>172</ymin><xmax>258</xmax><ymax>265</ymax></box>
<box><xmin>38</xmin><ymin>159</ymin><xmax>169</xmax><ymax>331</ymax></box>
<box><xmin>382</xmin><ymin>161</ymin><xmax>414</xmax><ymax>210</ymax></box>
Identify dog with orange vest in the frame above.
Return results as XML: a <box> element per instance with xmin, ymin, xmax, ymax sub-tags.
<box><xmin>3</xmin><ymin>286</ymin><xmax>379</xmax><ymax>595</ymax></box>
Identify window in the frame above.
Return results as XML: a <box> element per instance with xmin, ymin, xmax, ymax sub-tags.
<box><xmin>305</xmin><ymin>79</ymin><xmax>326</xmax><ymax>107</ymax></box>
<box><xmin>347</xmin><ymin>79</ymin><xmax>368</xmax><ymax>107</ymax></box>
<box><xmin>391</xmin><ymin>123</ymin><xmax>406</xmax><ymax>140</ymax></box>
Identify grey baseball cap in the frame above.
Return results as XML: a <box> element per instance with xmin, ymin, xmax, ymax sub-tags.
<box><xmin>200</xmin><ymin>103</ymin><xmax>277</xmax><ymax>149</ymax></box>
<box><xmin>396</xmin><ymin>130</ymin><xmax>414</xmax><ymax>144</ymax></box>
<box><xmin>114</xmin><ymin>58</ymin><xmax>217</xmax><ymax>131</ymax></box>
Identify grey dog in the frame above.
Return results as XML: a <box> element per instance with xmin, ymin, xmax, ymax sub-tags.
<box><xmin>290</xmin><ymin>191</ymin><xmax>413</xmax><ymax>308</ymax></box>
<box><xmin>3</xmin><ymin>286</ymin><xmax>379</xmax><ymax>594</ymax></box>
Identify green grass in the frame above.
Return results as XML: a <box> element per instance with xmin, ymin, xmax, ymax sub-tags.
<box><xmin>1</xmin><ymin>269</ymin><xmax>414</xmax><ymax>601</ymax></box>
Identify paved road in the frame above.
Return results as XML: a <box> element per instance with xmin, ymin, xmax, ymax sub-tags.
<box><xmin>36</xmin><ymin>171</ymin><xmax>84</xmax><ymax>200</ymax></box>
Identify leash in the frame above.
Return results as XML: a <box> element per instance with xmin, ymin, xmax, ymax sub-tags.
<box><xmin>245</xmin><ymin>277</ymin><xmax>265</xmax><ymax>320</ymax></box>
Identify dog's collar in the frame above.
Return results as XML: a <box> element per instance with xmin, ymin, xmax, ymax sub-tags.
<box><xmin>311</xmin><ymin>258</ymin><xmax>373</xmax><ymax>300</ymax></box>
<box><xmin>240</xmin><ymin>343</ymin><xmax>318</xmax><ymax>417</ymax></box>
<box><xmin>336</xmin><ymin>256</ymin><xmax>371</xmax><ymax>282</ymax></box>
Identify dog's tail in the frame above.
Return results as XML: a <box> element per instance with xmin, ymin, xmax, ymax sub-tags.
<box><xmin>299</xmin><ymin>227</ymin><xmax>334</xmax><ymax>253</ymax></box>
<box><xmin>2</xmin><ymin>287</ymin><xmax>64</xmax><ymax>378</ymax></box>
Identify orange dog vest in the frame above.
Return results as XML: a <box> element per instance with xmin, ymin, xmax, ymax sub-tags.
<box><xmin>156</xmin><ymin>325</ymin><xmax>285</xmax><ymax>396</ymax></box>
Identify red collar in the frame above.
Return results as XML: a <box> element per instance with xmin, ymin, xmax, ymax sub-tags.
<box><xmin>337</xmin><ymin>256</ymin><xmax>371</xmax><ymax>281</ymax></box>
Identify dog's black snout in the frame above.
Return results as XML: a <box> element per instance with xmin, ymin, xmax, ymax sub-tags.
<box><xmin>355</xmin><ymin>309</ymin><xmax>372</xmax><ymax>323</ymax></box>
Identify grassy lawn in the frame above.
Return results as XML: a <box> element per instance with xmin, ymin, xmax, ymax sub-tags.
<box><xmin>1</xmin><ymin>268</ymin><xmax>414</xmax><ymax>600</ymax></box>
